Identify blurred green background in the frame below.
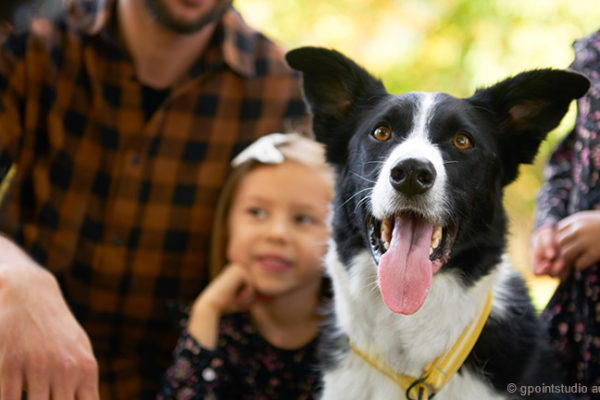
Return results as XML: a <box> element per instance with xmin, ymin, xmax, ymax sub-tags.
<box><xmin>236</xmin><ymin>0</ymin><xmax>600</xmax><ymax>311</ymax></box>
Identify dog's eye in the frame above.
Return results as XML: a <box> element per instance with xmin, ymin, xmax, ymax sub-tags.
<box><xmin>372</xmin><ymin>126</ymin><xmax>392</xmax><ymax>142</ymax></box>
<box><xmin>452</xmin><ymin>133</ymin><xmax>473</xmax><ymax>150</ymax></box>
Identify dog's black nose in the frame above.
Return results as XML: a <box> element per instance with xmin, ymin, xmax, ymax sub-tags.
<box><xmin>390</xmin><ymin>158</ymin><xmax>436</xmax><ymax>196</ymax></box>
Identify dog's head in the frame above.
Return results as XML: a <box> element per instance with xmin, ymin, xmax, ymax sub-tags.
<box><xmin>286</xmin><ymin>47</ymin><xmax>589</xmax><ymax>315</ymax></box>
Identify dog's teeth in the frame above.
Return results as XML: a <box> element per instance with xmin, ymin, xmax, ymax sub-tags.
<box><xmin>378</xmin><ymin>219</ymin><xmax>393</xmax><ymax>252</ymax></box>
<box><xmin>381</xmin><ymin>220</ymin><xmax>390</xmax><ymax>237</ymax></box>
<box><xmin>431</xmin><ymin>226</ymin><xmax>442</xmax><ymax>250</ymax></box>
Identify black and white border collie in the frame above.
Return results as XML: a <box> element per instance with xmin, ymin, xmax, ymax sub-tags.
<box><xmin>286</xmin><ymin>47</ymin><xmax>589</xmax><ymax>399</ymax></box>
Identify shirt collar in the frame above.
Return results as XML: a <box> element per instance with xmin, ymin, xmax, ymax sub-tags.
<box><xmin>67</xmin><ymin>0</ymin><xmax>257</xmax><ymax>78</ymax></box>
<box><xmin>220</xmin><ymin>9</ymin><xmax>256</xmax><ymax>78</ymax></box>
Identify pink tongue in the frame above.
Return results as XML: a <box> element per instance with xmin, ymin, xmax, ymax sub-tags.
<box><xmin>378</xmin><ymin>214</ymin><xmax>434</xmax><ymax>314</ymax></box>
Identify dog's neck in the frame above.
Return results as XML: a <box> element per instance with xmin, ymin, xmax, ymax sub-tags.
<box><xmin>353</xmin><ymin>288</ymin><xmax>492</xmax><ymax>397</ymax></box>
<box><xmin>326</xmin><ymin>242</ymin><xmax>510</xmax><ymax>378</ymax></box>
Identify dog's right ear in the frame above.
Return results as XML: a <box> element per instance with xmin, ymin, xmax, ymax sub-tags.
<box><xmin>286</xmin><ymin>47</ymin><xmax>387</xmax><ymax>164</ymax></box>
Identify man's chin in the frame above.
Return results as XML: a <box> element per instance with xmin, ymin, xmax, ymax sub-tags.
<box><xmin>143</xmin><ymin>0</ymin><xmax>233</xmax><ymax>35</ymax></box>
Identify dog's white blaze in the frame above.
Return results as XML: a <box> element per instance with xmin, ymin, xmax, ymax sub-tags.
<box><xmin>412</xmin><ymin>92</ymin><xmax>436</xmax><ymax>140</ymax></box>
<box><xmin>371</xmin><ymin>92</ymin><xmax>448</xmax><ymax>223</ymax></box>
<box><xmin>323</xmin><ymin>240</ymin><xmax>513</xmax><ymax>399</ymax></box>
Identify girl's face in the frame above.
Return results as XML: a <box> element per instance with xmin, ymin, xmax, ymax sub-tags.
<box><xmin>226</xmin><ymin>161</ymin><xmax>332</xmax><ymax>298</ymax></box>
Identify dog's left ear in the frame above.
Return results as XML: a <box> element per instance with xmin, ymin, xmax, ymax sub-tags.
<box><xmin>286</xmin><ymin>47</ymin><xmax>387</xmax><ymax>164</ymax></box>
<box><xmin>469</xmin><ymin>69</ymin><xmax>589</xmax><ymax>185</ymax></box>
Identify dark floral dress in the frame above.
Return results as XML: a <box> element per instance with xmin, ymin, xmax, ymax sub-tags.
<box><xmin>157</xmin><ymin>312</ymin><xmax>321</xmax><ymax>400</ymax></box>
<box><xmin>535</xmin><ymin>29</ymin><xmax>600</xmax><ymax>397</ymax></box>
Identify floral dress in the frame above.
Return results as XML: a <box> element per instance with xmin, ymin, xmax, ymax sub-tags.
<box><xmin>157</xmin><ymin>312</ymin><xmax>321</xmax><ymax>400</ymax></box>
<box><xmin>535</xmin><ymin>29</ymin><xmax>600</xmax><ymax>397</ymax></box>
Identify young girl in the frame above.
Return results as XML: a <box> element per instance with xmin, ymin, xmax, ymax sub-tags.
<box><xmin>158</xmin><ymin>133</ymin><xmax>334</xmax><ymax>399</ymax></box>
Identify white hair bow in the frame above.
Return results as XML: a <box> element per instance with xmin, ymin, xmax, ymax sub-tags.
<box><xmin>231</xmin><ymin>133</ymin><xmax>292</xmax><ymax>167</ymax></box>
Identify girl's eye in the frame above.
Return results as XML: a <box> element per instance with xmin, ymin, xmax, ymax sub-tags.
<box><xmin>452</xmin><ymin>133</ymin><xmax>473</xmax><ymax>150</ymax></box>
<box><xmin>372</xmin><ymin>125</ymin><xmax>392</xmax><ymax>142</ymax></box>
<box><xmin>247</xmin><ymin>207</ymin><xmax>267</xmax><ymax>218</ymax></box>
<box><xmin>295</xmin><ymin>214</ymin><xmax>315</xmax><ymax>225</ymax></box>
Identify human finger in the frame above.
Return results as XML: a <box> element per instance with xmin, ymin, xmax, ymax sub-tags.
<box><xmin>53</xmin><ymin>351</ymin><xmax>99</xmax><ymax>400</ymax></box>
<box><xmin>226</xmin><ymin>268</ymin><xmax>256</xmax><ymax>311</ymax></box>
<box><xmin>0</xmin><ymin>370</ymin><xmax>24</xmax><ymax>400</ymax></box>
<box><xmin>558</xmin><ymin>237</ymin><xmax>582</xmax><ymax>265</ymax></box>
<box><xmin>75</xmin><ymin>372</ymin><xmax>101</xmax><ymax>400</ymax></box>
<box><xmin>24</xmin><ymin>366</ymin><xmax>50</xmax><ymax>400</ymax></box>
<box><xmin>531</xmin><ymin>241</ymin><xmax>552</xmax><ymax>275</ymax></box>
<box><xmin>533</xmin><ymin>259</ymin><xmax>551</xmax><ymax>276</ymax></box>
<box><xmin>50</xmin><ymin>369</ymin><xmax>76</xmax><ymax>400</ymax></box>
<box><xmin>233</xmin><ymin>282</ymin><xmax>256</xmax><ymax>308</ymax></box>
<box><xmin>532</xmin><ymin>244</ymin><xmax>555</xmax><ymax>275</ymax></box>
<box><xmin>76</xmin><ymin>382</ymin><xmax>101</xmax><ymax>400</ymax></box>
<box><xmin>575</xmin><ymin>250</ymin><xmax>599</xmax><ymax>271</ymax></box>
<box><xmin>540</xmin><ymin>233</ymin><xmax>558</xmax><ymax>260</ymax></box>
<box><xmin>547</xmin><ymin>258</ymin><xmax>568</xmax><ymax>279</ymax></box>
<box><xmin>555</xmin><ymin>223</ymin><xmax>577</xmax><ymax>249</ymax></box>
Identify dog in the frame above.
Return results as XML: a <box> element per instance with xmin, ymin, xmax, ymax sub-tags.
<box><xmin>286</xmin><ymin>47</ymin><xmax>589</xmax><ymax>399</ymax></box>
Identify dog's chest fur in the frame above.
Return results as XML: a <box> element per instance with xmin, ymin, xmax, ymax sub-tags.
<box><xmin>321</xmin><ymin>244</ymin><xmax>513</xmax><ymax>399</ymax></box>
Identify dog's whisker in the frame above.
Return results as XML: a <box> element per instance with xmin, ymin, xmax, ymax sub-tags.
<box><xmin>339</xmin><ymin>187</ymin><xmax>371</xmax><ymax>208</ymax></box>
<box><xmin>363</xmin><ymin>160</ymin><xmax>387</xmax><ymax>166</ymax></box>
<box><xmin>366</xmin><ymin>279</ymin><xmax>380</xmax><ymax>294</ymax></box>
<box><xmin>354</xmin><ymin>195</ymin><xmax>371</xmax><ymax>213</ymax></box>
<box><xmin>350</xmin><ymin>171</ymin><xmax>377</xmax><ymax>183</ymax></box>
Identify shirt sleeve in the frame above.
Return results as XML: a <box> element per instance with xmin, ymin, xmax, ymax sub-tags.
<box><xmin>157</xmin><ymin>329</ymin><xmax>230</xmax><ymax>400</ymax></box>
<box><xmin>534</xmin><ymin>130</ymin><xmax>575</xmax><ymax>229</ymax></box>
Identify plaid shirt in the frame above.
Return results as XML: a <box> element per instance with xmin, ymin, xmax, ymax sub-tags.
<box><xmin>0</xmin><ymin>1</ymin><xmax>308</xmax><ymax>398</ymax></box>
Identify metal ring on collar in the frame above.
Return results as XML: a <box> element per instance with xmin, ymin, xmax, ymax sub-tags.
<box><xmin>406</xmin><ymin>378</ymin><xmax>435</xmax><ymax>400</ymax></box>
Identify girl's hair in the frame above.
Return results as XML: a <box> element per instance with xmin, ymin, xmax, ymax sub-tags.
<box><xmin>208</xmin><ymin>133</ymin><xmax>334</xmax><ymax>280</ymax></box>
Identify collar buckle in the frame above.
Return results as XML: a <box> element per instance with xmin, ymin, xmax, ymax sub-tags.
<box><xmin>406</xmin><ymin>378</ymin><xmax>435</xmax><ymax>400</ymax></box>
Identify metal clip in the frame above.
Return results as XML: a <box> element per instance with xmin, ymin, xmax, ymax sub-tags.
<box><xmin>406</xmin><ymin>378</ymin><xmax>435</xmax><ymax>400</ymax></box>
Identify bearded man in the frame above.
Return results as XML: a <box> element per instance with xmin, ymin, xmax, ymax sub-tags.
<box><xmin>0</xmin><ymin>0</ymin><xmax>308</xmax><ymax>398</ymax></box>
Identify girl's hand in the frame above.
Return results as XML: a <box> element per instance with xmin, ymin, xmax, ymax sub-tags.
<box><xmin>531</xmin><ymin>224</ymin><xmax>570</xmax><ymax>280</ymax></box>
<box><xmin>556</xmin><ymin>210</ymin><xmax>600</xmax><ymax>271</ymax></box>
<box><xmin>187</xmin><ymin>264</ymin><xmax>255</xmax><ymax>348</ymax></box>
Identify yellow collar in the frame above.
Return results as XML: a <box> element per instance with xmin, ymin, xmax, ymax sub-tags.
<box><xmin>350</xmin><ymin>291</ymin><xmax>493</xmax><ymax>400</ymax></box>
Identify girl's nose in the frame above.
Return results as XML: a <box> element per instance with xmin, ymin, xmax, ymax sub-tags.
<box><xmin>265</xmin><ymin>215</ymin><xmax>290</xmax><ymax>243</ymax></box>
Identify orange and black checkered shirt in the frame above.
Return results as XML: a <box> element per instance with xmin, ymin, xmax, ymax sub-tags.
<box><xmin>0</xmin><ymin>0</ymin><xmax>308</xmax><ymax>398</ymax></box>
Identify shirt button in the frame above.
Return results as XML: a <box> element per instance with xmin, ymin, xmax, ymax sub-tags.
<box><xmin>131</xmin><ymin>154</ymin><xmax>141</xmax><ymax>165</ymax></box>
<box><xmin>202</xmin><ymin>367</ymin><xmax>216</xmax><ymax>382</ymax></box>
<box><xmin>112</xmin><ymin>236</ymin><xmax>124</xmax><ymax>246</ymax></box>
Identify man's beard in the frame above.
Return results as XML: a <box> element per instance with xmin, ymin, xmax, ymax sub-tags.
<box><xmin>143</xmin><ymin>0</ymin><xmax>233</xmax><ymax>34</ymax></box>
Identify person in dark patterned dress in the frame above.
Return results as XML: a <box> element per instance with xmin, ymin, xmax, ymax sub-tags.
<box><xmin>532</xmin><ymin>29</ymin><xmax>600</xmax><ymax>398</ymax></box>
<box><xmin>158</xmin><ymin>133</ymin><xmax>333</xmax><ymax>399</ymax></box>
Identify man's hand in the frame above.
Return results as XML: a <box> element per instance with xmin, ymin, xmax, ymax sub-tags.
<box><xmin>556</xmin><ymin>210</ymin><xmax>600</xmax><ymax>270</ymax></box>
<box><xmin>0</xmin><ymin>238</ymin><xmax>99</xmax><ymax>400</ymax></box>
